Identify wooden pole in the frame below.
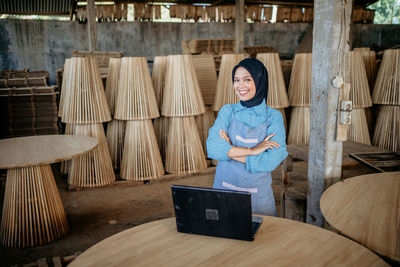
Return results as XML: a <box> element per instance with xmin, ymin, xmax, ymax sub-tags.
<box><xmin>87</xmin><ymin>0</ymin><xmax>97</xmax><ymax>52</ymax></box>
<box><xmin>235</xmin><ymin>0</ymin><xmax>244</xmax><ymax>53</ymax></box>
<box><xmin>307</xmin><ymin>0</ymin><xmax>352</xmax><ymax>227</ymax></box>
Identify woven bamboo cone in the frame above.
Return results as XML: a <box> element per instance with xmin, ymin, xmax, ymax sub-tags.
<box><xmin>349</xmin><ymin>51</ymin><xmax>372</xmax><ymax>108</ymax></box>
<box><xmin>58</xmin><ymin>58</ymin><xmax>71</xmax><ymax>118</ymax></box>
<box><xmin>162</xmin><ymin>55</ymin><xmax>206</xmax><ymax>117</ymax></box>
<box><xmin>347</xmin><ymin>108</ymin><xmax>371</xmax><ymax>145</ymax></box>
<box><xmin>152</xmin><ymin>56</ymin><xmax>168</xmax><ymax>109</ymax></box>
<box><xmin>105</xmin><ymin>58</ymin><xmax>121</xmax><ymax>115</ymax></box>
<box><xmin>288</xmin><ymin>53</ymin><xmax>312</xmax><ymax>107</ymax></box>
<box><xmin>287</xmin><ymin>107</ymin><xmax>310</xmax><ymax>145</ymax></box>
<box><xmin>373</xmin><ymin>105</ymin><xmax>400</xmax><ymax>152</ymax></box>
<box><xmin>69</xmin><ymin>123</ymin><xmax>115</xmax><ymax>188</ymax></box>
<box><xmin>195</xmin><ymin>106</ymin><xmax>216</xmax><ymax>156</ymax></box>
<box><xmin>213</xmin><ymin>54</ymin><xmax>248</xmax><ymax>111</ymax></box>
<box><xmin>191</xmin><ymin>54</ymin><xmax>218</xmax><ymax>106</ymax></box>
<box><xmin>115</xmin><ymin>57</ymin><xmax>160</xmax><ymax>120</ymax></box>
<box><xmin>106</xmin><ymin>119</ymin><xmax>126</xmax><ymax>170</ymax></box>
<box><xmin>60</xmin><ymin>123</ymin><xmax>74</xmax><ymax>175</ymax></box>
<box><xmin>165</xmin><ymin>117</ymin><xmax>207</xmax><ymax>174</ymax></box>
<box><xmin>153</xmin><ymin>116</ymin><xmax>170</xmax><ymax>161</ymax></box>
<box><xmin>355</xmin><ymin>49</ymin><xmax>377</xmax><ymax>93</ymax></box>
<box><xmin>120</xmin><ymin>120</ymin><xmax>164</xmax><ymax>181</ymax></box>
<box><xmin>59</xmin><ymin>57</ymin><xmax>111</xmax><ymax>124</ymax></box>
<box><xmin>372</xmin><ymin>49</ymin><xmax>400</xmax><ymax>105</ymax></box>
<box><xmin>256</xmin><ymin>53</ymin><xmax>289</xmax><ymax>108</ymax></box>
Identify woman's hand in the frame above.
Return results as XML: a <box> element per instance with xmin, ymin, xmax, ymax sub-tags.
<box><xmin>250</xmin><ymin>133</ymin><xmax>280</xmax><ymax>156</ymax></box>
<box><xmin>219</xmin><ymin>130</ymin><xmax>231</xmax><ymax>145</ymax></box>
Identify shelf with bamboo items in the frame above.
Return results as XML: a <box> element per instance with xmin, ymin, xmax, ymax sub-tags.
<box><xmin>120</xmin><ymin>120</ymin><xmax>164</xmax><ymax>181</ymax></box>
<box><xmin>347</xmin><ymin>108</ymin><xmax>371</xmax><ymax>145</ymax></box>
<box><xmin>105</xmin><ymin>58</ymin><xmax>121</xmax><ymax>116</ymax></box>
<box><xmin>106</xmin><ymin>119</ymin><xmax>126</xmax><ymax>170</ymax></box>
<box><xmin>153</xmin><ymin>116</ymin><xmax>170</xmax><ymax>162</ymax></box>
<box><xmin>287</xmin><ymin>107</ymin><xmax>310</xmax><ymax>145</ymax></box>
<box><xmin>372</xmin><ymin>105</ymin><xmax>400</xmax><ymax>152</ymax></box>
<box><xmin>191</xmin><ymin>54</ymin><xmax>218</xmax><ymax>106</ymax></box>
<box><xmin>195</xmin><ymin>106</ymin><xmax>216</xmax><ymax>156</ymax></box>
<box><xmin>354</xmin><ymin>48</ymin><xmax>377</xmax><ymax>94</ymax></box>
<box><xmin>288</xmin><ymin>53</ymin><xmax>312</xmax><ymax>107</ymax></box>
<box><xmin>152</xmin><ymin>56</ymin><xmax>168</xmax><ymax>109</ymax></box>
<box><xmin>213</xmin><ymin>54</ymin><xmax>248</xmax><ymax>111</ymax></box>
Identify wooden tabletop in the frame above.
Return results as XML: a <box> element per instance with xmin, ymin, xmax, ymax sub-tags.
<box><xmin>70</xmin><ymin>216</ymin><xmax>387</xmax><ymax>267</ymax></box>
<box><xmin>0</xmin><ymin>135</ymin><xmax>98</xmax><ymax>169</ymax></box>
<box><xmin>321</xmin><ymin>172</ymin><xmax>400</xmax><ymax>263</ymax></box>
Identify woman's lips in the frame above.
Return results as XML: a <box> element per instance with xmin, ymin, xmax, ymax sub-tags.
<box><xmin>237</xmin><ymin>89</ymin><xmax>249</xmax><ymax>96</ymax></box>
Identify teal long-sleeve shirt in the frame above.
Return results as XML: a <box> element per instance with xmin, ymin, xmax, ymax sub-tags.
<box><xmin>206</xmin><ymin>100</ymin><xmax>288</xmax><ymax>173</ymax></box>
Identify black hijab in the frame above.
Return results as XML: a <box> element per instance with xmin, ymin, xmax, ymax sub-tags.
<box><xmin>232</xmin><ymin>58</ymin><xmax>269</xmax><ymax>108</ymax></box>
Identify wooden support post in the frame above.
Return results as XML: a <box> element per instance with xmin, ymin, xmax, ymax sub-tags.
<box><xmin>87</xmin><ymin>0</ymin><xmax>97</xmax><ymax>52</ymax></box>
<box><xmin>235</xmin><ymin>0</ymin><xmax>244</xmax><ymax>53</ymax></box>
<box><xmin>307</xmin><ymin>0</ymin><xmax>352</xmax><ymax>227</ymax></box>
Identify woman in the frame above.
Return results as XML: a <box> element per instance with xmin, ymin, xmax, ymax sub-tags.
<box><xmin>207</xmin><ymin>57</ymin><xmax>288</xmax><ymax>216</ymax></box>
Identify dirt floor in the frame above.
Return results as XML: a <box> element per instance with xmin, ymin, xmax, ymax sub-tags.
<box><xmin>0</xmin><ymin>160</ymin><xmax>377</xmax><ymax>267</ymax></box>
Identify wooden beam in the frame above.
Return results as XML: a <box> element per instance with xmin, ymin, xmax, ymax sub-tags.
<box><xmin>235</xmin><ymin>0</ymin><xmax>244</xmax><ymax>53</ymax></box>
<box><xmin>87</xmin><ymin>0</ymin><xmax>97</xmax><ymax>52</ymax></box>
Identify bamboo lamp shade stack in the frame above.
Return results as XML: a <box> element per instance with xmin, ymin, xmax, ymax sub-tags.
<box><xmin>105</xmin><ymin>58</ymin><xmax>122</xmax><ymax>116</ymax></box>
<box><xmin>115</xmin><ymin>57</ymin><xmax>164</xmax><ymax>181</ymax></box>
<box><xmin>195</xmin><ymin>106</ymin><xmax>216</xmax><ymax>156</ymax></box>
<box><xmin>372</xmin><ymin>49</ymin><xmax>400</xmax><ymax>151</ymax></box>
<box><xmin>287</xmin><ymin>53</ymin><xmax>312</xmax><ymax>144</ymax></box>
<box><xmin>162</xmin><ymin>55</ymin><xmax>207</xmax><ymax>174</ymax></box>
<box><xmin>58</xmin><ymin>57</ymin><xmax>115</xmax><ymax>188</ymax></box>
<box><xmin>153</xmin><ymin>116</ymin><xmax>170</xmax><ymax>162</ymax></box>
<box><xmin>152</xmin><ymin>56</ymin><xmax>168</xmax><ymax>109</ymax></box>
<box><xmin>191</xmin><ymin>54</ymin><xmax>218</xmax><ymax>106</ymax></box>
<box><xmin>354</xmin><ymin>48</ymin><xmax>377</xmax><ymax>93</ymax></box>
<box><xmin>106</xmin><ymin>119</ymin><xmax>126</xmax><ymax>170</ymax></box>
<box><xmin>60</xmin><ymin>123</ymin><xmax>74</xmax><ymax>175</ymax></box>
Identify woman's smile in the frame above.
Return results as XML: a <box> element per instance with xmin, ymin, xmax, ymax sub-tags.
<box><xmin>233</xmin><ymin>67</ymin><xmax>256</xmax><ymax>101</ymax></box>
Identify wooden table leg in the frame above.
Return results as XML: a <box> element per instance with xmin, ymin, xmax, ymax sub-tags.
<box><xmin>0</xmin><ymin>165</ymin><xmax>69</xmax><ymax>247</ymax></box>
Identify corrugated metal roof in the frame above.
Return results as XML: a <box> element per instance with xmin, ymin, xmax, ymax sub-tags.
<box><xmin>0</xmin><ymin>0</ymin><xmax>75</xmax><ymax>15</ymax></box>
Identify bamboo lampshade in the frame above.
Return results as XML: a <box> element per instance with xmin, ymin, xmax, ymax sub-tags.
<box><xmin>256</xmin><ymin>53</ymin><xmax>289</xmax><ymax>108</ymax></box>
<box><xmin>349</xmin><ymin>51</ymin><xmax>372</xmax><ymax>108</ymax></box>
<box><xmin>152</xmin><ymin>56</ymin><xmax>167</xmax><ymax>109</ymax></box>
<box><xmin>347</xmin><ymin>108</ymin><xmax>371</xmax><ymax>145</ymax></box>
<box><xmin>105</xmin><ymin>58</ymin><xmax>121</xmax><ymax>116</ymax></box>
<box><xmin>114</xmin><ymin>57</ymin><xmax>160</xmax><ymax>120</ymax></box>
<box><xmin>161</xmin><ymin>55</ymin><xmax>206</xmax><ymax>117</ymax></box>
<box><xmin>372</xmin><ymin>49</ymin><xmax>400</xmax><ymax>105</ymax></box>
<box><xmin>195</xmin><ymin>106</ymin><xmax>216</xmax><ymax>156</ymax></box>
<box><xmin>106</xmin><ymin>119</ymin><xmax>126</xmax><ymax>170</ymax></box>
<box><xmin>153</xmin><ymin>116</ymin><xmax>169</xmax><ymax>161</ymax></box>
<box><xmin>120</xmin><ymin>120</ymin><xmax>164</xmax><ymax>181</ymax></box>
<box><xmin>354</xmin><ymin>49</ymin><xmax>377</xmax><ymax>93</ymax></box>
<box><xmin>60</xmin><ymin>123</ymin><xmax>74</xmax><ymax>175</ymax></box>
<box><xmin>213</xmin><ymin>54</ymin><xmax>248</xmax><ymax>111</ymax></box>
<box><xmin>58</xmin><ymin>58</ymin><xmax>71</xmax><ymax>118</ymax></box>
<box><xmin>165</xmin><ymin>117</ymin><xmax>207</xmax><ymax>174</ymax></box>
<box><xmin>191</xmin><ymin>54</ymin><xmax>218</xmax><ymax>106</ymax></box>
<box><xmin>69</xmin><ymin>123</ymin><xmax>115</xmax><ymax>188</ymax></box>
<box><xmin>287</xmin><ymin>107</ymin><xmax>310</xmax><ymax>145</ymax></box>
<box><xmin>59</xmin><ymin>57</ymin><xmax>111</xmax><ymax>124</ymax></box>
<box><xmin>373</xmin><ymin>105</ymin><xmax>400</xmax><ymax>152</ymax></box>
<box><xmin>288</xmin><ymin>53</ymin><xmax>312</xmax><ymax>107</ymax></box>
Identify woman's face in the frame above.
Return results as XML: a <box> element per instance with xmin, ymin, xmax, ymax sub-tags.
<box><xmin>233</xmin><ymin>67</ymin><xmax>256</xmax><ymax>101</ymax></box>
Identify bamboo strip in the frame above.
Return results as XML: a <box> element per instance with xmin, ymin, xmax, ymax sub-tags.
<box><xmin>162</xmin><ymin>55</ymin><xmax>206</xmax><ymax>117</ymax></box>
<box><xmin>60</xmin><ymin>123</ymin><xmax>74</xmax><ymax>175</ymax></box>
<box><xmin>114</xmin><ymin>57</ymin><xmax>160</xmax><ymax>120</ymax></box>
<box><xmin>349</xmin><ymin>51</ymin><xmax>372</xmax><ymax>108</ymax></box>
<box><xmin>195</xmin><ymin>106</ymin><xmax>216</xmax><ymax>156</ymax></box>
<box><xmin>106</xmin><ymin>119</ymin><xmax>126</xmax><ymax>170</ymax></box>
<box><xmin>120</xmin><ymin>120</ymin><xmax>164</xmax><ymax>181</ymax></box>
<box><xmin>355</xmin><ymin>49</ymin><xmax>377</xmax><ymax>93</ymax></box>
<box><xmin>152</xmin><ymin>56</ymin><xmax>168</xmax><ymax>109</ymax></box>
<box><xmin>372</xmin><ymin>105</ymin><xmax>400</xmax><ymax>152</ymax></box>
<box><xmin>347</xmin><ymin>108</ymin><xmax>371</xmax><ymax>145</ymax></box>
<box><xmin>288</xmin><ymin>53</ymin><xmax>312</xmax><ymax>107</ymax></box>
<box><xmin>364</xmin><ymin>106</ymin><xmax>378</xmax><ymax>138</ymax></box>
<box><xmin>256</xmin><ymin>53</ymin><xmax>289</xmax><ymax>108</ymax></box>
<box><xmin>68</xmin><ymin>123</ymin><xmax>115</xmax><ymax>188</ymax></box>
<box><xmin>165</xmin><ymin>117</ymin><xmax>207</xmax><ymax>174</ymax></box>
<box><xmin>372</xmin><ymin>49</ymin><xmax>400</xmax><ymax>105</ymax></box>
<box><xmin>0</xmin><ymin>165</ymin><xmax>68</xmax><ymax>248</ymax></box>
<box><xmin>153</xmin><ymin>116</ymin><xmax>170</xmax><ymax>162</ymax></box>
<box><xmin>287</xmin><ymin>107</ymin><xmax>310</xmax><ymax>145</ymax></box>
<box><xmin>191</xmin><ymin>54</ymin><xmax>218</xmax><ymax>106</ymax></box>
<box><xmin>58</xmin><ymin>58</ymin><xmax>71</xmax><ymax>118</ymax></box>
<box><xmin>105</xmin><ymin>58</ymin><xmax>121</xmax><ymax>116</ymax></box>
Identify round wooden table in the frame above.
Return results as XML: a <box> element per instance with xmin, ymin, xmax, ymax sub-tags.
<box><xmin>0</xmin><ymin>135</ymin><xmax>98</xmax><ymax>248</ymax></box>
<box><xmin>70</xmin><ymin>216</ymin><xmax>387</xmax><ymax>267</ymax></box>
<box><xmin>321</xmin><ymin>172</ymin><xmax>400</xmax><ymax>264</ymax></box>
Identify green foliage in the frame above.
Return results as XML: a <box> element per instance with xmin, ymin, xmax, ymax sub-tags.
<box><xmin>368</xmin><ymin>0</ymin><xmax>400</xmax><ymax>24</ymax></box>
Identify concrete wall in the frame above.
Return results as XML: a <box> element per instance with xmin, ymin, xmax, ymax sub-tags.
<box><xmin>0</xmin><ymin>19</ymin><xmax>399</xmax><ymax>84</ymax></box>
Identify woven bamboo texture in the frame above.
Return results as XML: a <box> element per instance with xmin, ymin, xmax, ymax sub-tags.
<box><xmin>256</xmin><ymin>53</ymin><xmax>289</xmax><ymax>108</ymax></box>
<box><xmin>115</xmin><ymin>57</ymin><xmax>160</xmax><ymax>120</ymax></box>
<box><xmin>355</xmin><ymin>49</ymin><xmax>377</xmax><ymax>93</ymax></box>
<box><xmin>191</xmin><ymin>54</ymin><xmax>218</xmax><ymax>106</ymax></box>
<box><xmin>213</xmin><ymin>54</ymin><xmax>248</xmax><ymax>111</ymax></box>
<box><xmin>152</xmin><ymin>56</ymin><xmax>168</xmax><ymax>109</ymax></box>
<box><xmin>0</xmin><ymin>165</ymin><xmax>69</xmax><ymax>248</ymax></box>
<box><xmin>120</xmin><ymin>120</ymin><xmax>164</xmax><ymax>181</ymax></box>
<box><xmin>162</xmin><ymin>55</ymin><xmax>205</xmax><ymax>117</ymax></box>
<box><xmin>69</xmin><ymin>123</ymin><xmax>115</xmax><ymax>188</ymax></box>
<box><xmin>106</xmin><ymin>119</ymin><xmax>126</xmax><ymax>170</ymax></box>
<box><xmin>349</xmin><ymin>51</ymin><xmax>372</xmax><ymax>108</ymax></box>
<box><xmin>195</xmin><ymin>106</ymin><xmax>216</xmax><ymax>156</ymax></box>
<box><xmin>60</xmin><ymin>123</ymin><xmax>74</xmax><ymax>175</ymax></box>
<box><xmin>372</xmin><ymin>105</ymin><xmax>400</xmax><ymax>152</ymax></box>
<box><xmin>165</xmin><ymin>117</ymin><xmax>207</xmax><ymax>174</ymax></box>
<box><xmin>59</xmin><ymin>57</ymin><xmax>111</xmax><ymax>124</ymax></box>
<box><xmin>105</xmin><ymin>58</ymin><xmax>121</xmax><ymax>116</ymax></box>
<box><xmin>287</xmin><ymin>107</ymin><xmax>310</xmax><ymax>145</ymax></box>
<box><xmin>58</xmin><ymin>58</ymin><xmax>70</xmax><ymax>118</ymax></box>
<box><xmin>372</xmin><ymin>49</ymin><xmax>400</xmax><ymax>105</ymax></box>
<box><xmin>153</xmin><ymin>116</ymin><xmax>169</xmax><ymax>162</ymax></box>
<box><xmin>288</xmin><ymin>53</ymin><xmax>312</xmax><ymax>107</ymax></box>
<box><xmin>347</xmin><ymin>108</ymin><xmax>371</xmax><ymax>145</ymax></box>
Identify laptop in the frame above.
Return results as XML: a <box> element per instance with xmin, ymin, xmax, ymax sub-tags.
<box><xmin>171</xmin><ymin>185</ymin><xmax>263</xmax><ymax>241</ymax></box>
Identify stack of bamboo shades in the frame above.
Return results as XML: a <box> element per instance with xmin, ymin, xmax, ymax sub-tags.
<box><xmin>372</xmin><ymin>49</ymin><xmax>400</xmax><ymax>151</ymax></box>
<box><xmin>161</xmin><ymin>55</ymin><xmax>207</xmax><ymax>174</ymax></box>
<box><xmin>287</xmin><ymin>53</ymin><xmax>312</xmax><ymax>144</ymax></box>
<box><xmin>59</xmin><ymin>57</ymin><xmax>115</xmax><ymax>188</ymax></box>
<box><xmin>115</xmin><ymin>57</ymin><xmax>164</xmax><ymax>181</ymax></box>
